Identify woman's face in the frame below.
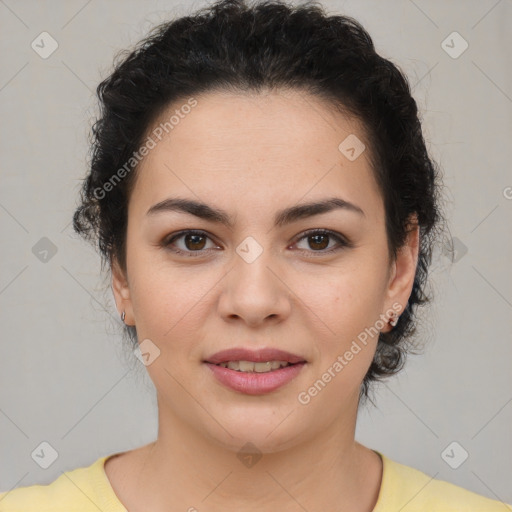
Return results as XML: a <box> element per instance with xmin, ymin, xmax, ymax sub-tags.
<box><xmin>112</xmin><ymin>89</ymin><xmax>418</xmax><ymax>453</ymax></box>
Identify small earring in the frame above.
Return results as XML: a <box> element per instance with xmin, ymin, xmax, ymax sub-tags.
<box><xmin>121</xmin><ymin>311</ymin><xmax>126</xmax><ymax>323</ymax></box>
<box><xmin>389</xmin><ymin>312</ymin><xmax>399</xmax><ymax>327</ymax></box>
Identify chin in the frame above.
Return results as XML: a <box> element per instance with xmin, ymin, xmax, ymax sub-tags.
<box><xmin>202</xmin><ymin>416</ymin><xmax>308</xmax><ymax>456</ymax></box>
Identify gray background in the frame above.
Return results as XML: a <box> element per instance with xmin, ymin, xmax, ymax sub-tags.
<box><xmin>1</xmin><ymin>0</ymin><xmax>511</xmax><ymax>505</ymax></box>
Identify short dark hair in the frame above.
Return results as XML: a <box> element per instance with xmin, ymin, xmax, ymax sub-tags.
<box><xmin>73</xmin><ymin>0</ymin><xmax>447</xmax><ymax>405</ymax></box>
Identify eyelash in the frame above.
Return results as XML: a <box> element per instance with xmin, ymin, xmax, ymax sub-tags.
<box><xmin>162</xmin><ymin>229</ymin><xmax>352</xmax><ymax>258</ymax></box>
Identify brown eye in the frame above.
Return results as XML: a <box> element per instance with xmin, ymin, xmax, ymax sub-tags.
<box><xmin>163</xmin><ymin>230</ymin><xmax>218</xmax><ymax>257</ymax></box>
<box><xmin>294</xmin><ymin>229</ymin><xmax>351</xmax><ymax>255</ymax></box>
<box><xmin>307</xmin><ymin>233</ymin><xmax>330</xmax><ymax>250</ymax></box>
<box><xmin>183</xmin><ymin>233</ymin><xmax>207</xmax><ymax>250</ymax></box>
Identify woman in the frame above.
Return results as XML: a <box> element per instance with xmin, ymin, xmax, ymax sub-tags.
<box><xmin>0</xmin><ymin>0</ymin><xmax>509</xmax><ymax>510</ymax></box>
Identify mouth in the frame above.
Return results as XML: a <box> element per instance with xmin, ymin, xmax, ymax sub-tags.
<box><xmin>203</xmin><ymin>361</ymin><xmax>306</xmax><ymax>395</ymax></box>
<box><xmin>209</xmin><ymin>360</ymin><xmax>302</xmax><ymax>373</ymax></box>
<box><xmin>203</xmin><ymin>347</ymin><xmax>307</xmax><ymax>395</ymax></box>
<box><xmin>204</xmin><ymin>347</ymin><xmax>307</xmax><ymax>366</ymax></box>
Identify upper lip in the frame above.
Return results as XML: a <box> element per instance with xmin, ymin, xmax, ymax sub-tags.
<box><xmin>204</xmin><ymin>348</ymin><xmax>307</xmax><ymax>365</ymax></box>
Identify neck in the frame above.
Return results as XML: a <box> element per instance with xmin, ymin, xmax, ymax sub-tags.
<box><xmin>130</xmin><ymin>394</ymin><xmax>382</xmax><ymax>511</ymax></box>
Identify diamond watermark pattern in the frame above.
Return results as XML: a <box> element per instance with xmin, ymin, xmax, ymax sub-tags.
<box><xmin>441</xmin><ymin>441</ymin><xmax>469</xmax><ymax>469</ymax></box>
<box><xmin>32</xmin><ymin>237</ymin><xmax>58</xmax><ymax>263</ymax></box>
<box><xmin>338</xmin><ymin>134</ymin><xmax>366</xmax><ymax>161</ymax></box>
<box><xmin>236</xmin><ymin>236</ymin><xmax>263</xmax><ymax>264</ymax></box>
<box><xmin>237</xmin><ymin>442</ymin><xmax>263</xmax><ymax>468</ymax></box>
<box><xmin>442</xmin><ymin>236</ymin><xmax>468</xmax><ymax>263</ymax></box>
<box><xmin>31</xmin><ymin>32</ymin><xmax>59</xmax><ymax>59</ymax></box>
<box><xmin>134</xmin><ymin>338</ymin><xmax>161</xmax><ymax>366</ymax></box>
<box><xmin>441</xmin><ymin>31</ymin><xmax>468</xmax><ymax>59</ymax></box>
<box><xmin>31</xmin><ymin>441</ymin><xmax>59</xmax><ymax>469</ymax></box>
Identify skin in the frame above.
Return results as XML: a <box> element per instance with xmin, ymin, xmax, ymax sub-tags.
<box><xmin>109</xmin><ymin>88</ymin><xmax>419</xmax><ymax>511</ymax></box>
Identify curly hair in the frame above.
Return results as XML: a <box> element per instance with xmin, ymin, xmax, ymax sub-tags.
<box><xmin>73</xmin><ymin>0</ymin><xmax>447</xmax><ymax>405</ymax></box>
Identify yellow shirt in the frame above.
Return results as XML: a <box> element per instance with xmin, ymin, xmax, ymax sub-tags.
<box><xmin>0</xmin><ymin>450</ymin><xmax>510</xmax><ymax>511</ymax></box>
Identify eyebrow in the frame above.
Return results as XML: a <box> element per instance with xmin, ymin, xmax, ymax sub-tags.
<box><xmin>146</xmin><ymin>196</ymin><xmax>365</xmax><ymax>228</ymax></box>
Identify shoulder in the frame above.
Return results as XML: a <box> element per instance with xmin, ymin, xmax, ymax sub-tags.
<box><xmin>375</xmin><ymin>451</ymin><xmax>512</xmax><ymax>512</ymax></box>
<box><xmin>0</xmin><ymin>454</ymin><xmax>124</xmax><ymax>512</ymax></box>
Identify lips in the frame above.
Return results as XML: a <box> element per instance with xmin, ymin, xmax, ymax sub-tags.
<box><xmin>204</xmin><ymin>347</ymin><xmax>306</xmax><ymax>365</ymax></box>
<box><xmin>205</xmin><ymin>361</ymin><xmax>306</xmax><ymax>394</ymax></box>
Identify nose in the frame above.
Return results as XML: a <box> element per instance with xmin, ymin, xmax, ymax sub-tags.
<box><xmin>217</xmin><ymin>247</ymin><xmax>292</xmax><ymax>327</ymax></box>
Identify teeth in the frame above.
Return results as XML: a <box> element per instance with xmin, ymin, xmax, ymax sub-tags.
<box><xmin>217</xmin><ymin>360</ymin><xmax>291</xmax><ymax>373</ymax></box>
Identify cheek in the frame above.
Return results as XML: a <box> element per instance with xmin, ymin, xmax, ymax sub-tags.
<box><xmin>128</xmin><ymin>252</ymin><xmax>216</xmax><ymax>342</ymax></box>
<box><xmin>309</xmin><ymin>261</ymin><xmax>387</xmax><ymax>329</ymax></box>
<box><xmin>126</xmin><ymin>247</ymin><xmax>175</xmax><ymax>332</ymax></box>
<box><xmin>302</xmin><ymin>262</ymin><xmax>387</xmax><ymax>369</ymax></box>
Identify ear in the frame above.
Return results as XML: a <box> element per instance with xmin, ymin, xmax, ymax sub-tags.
<box><xmin>382</xmin><ymin>215</ymin><xmax>420</xmax><ymax>332</ymax></box>
<box><xmin>111</xmin><ymin>257</ymin><xmax>134</xmax><ymax>326</ymax></box>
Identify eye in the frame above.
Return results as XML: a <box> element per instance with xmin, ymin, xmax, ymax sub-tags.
<box><xmin>163</xmin><ymin>230</ymin><xmax>220</xmax><ymax>257</ymax></box>
<box><xmin>162</xmin><ymin>228</ymin><xmax>352</xmax><ymax>258</ymax></box>
<box><xmin>292</xmin><ymin>229</ymin><xmax>352</xmax><ymax>255</ymax></box>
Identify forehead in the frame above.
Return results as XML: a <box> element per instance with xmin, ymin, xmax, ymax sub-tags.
<box><xmin>147</xmin><ymin>88</ymin><xmax>365</xmax><ymax>152</ymax></box>
<box><xmin>130</xmin><ymin>89</ymin><xmax>382</xmax><ymax>220</ymax></box>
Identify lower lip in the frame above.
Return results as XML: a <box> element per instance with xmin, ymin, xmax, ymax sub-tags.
<box><xmin>204</xmin><ymin>362</ymin><xmax>306</xmax><ymax>395</ymax></box>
